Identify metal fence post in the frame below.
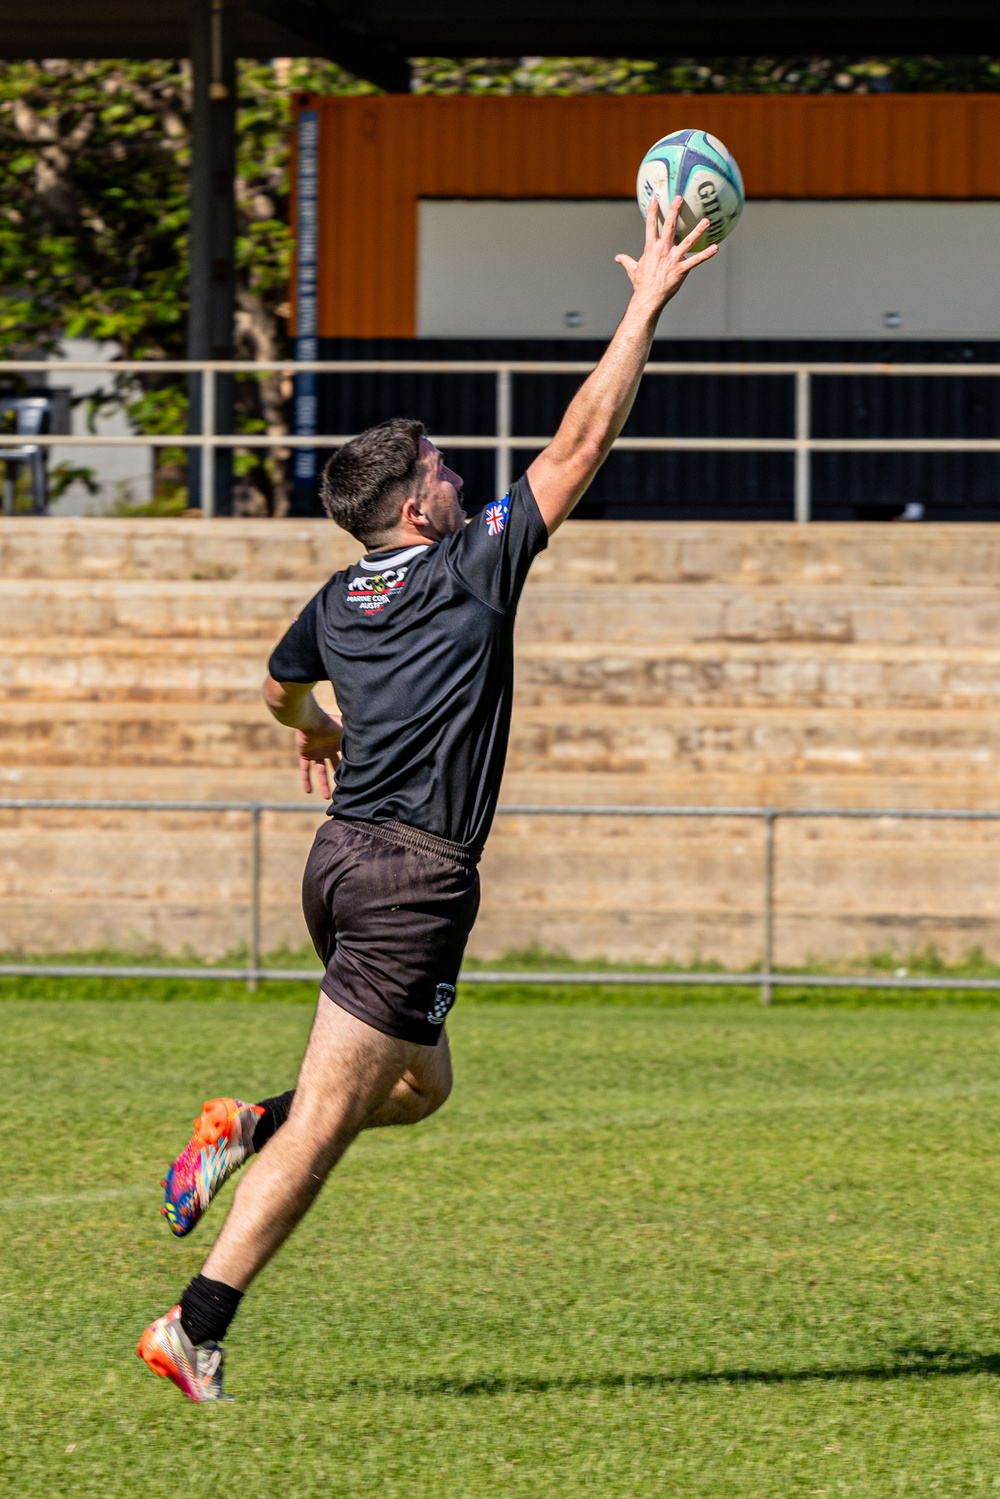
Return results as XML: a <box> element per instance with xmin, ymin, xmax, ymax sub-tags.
<box><xmin>200</xmin><ymin>367</ymin><xmax>216</xmax><ymax>519</ymax></box>
<box><xmin>248</xmin><ymin>803</ymin><xmax>261</xmax><ymax>992</ymax></box>
<box><xmin>794</xmin><ymin>370</ymin><xmax>811</xmax><ymax>524</ymax></box>
<box><xmin>496</xmin><ymin>368</ymin><xmax>512</xmax><ymax>500</ymax></box>
<box><xmin>761</xmin><ymin>810</ymin><xmax>776</xmax><ymax>1004</ymax></box>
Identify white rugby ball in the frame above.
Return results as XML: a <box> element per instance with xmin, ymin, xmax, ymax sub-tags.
<box><xmin>636</xmin><ymin>128</ymin><xmax>744</xmax><ymax>251</ymax></box>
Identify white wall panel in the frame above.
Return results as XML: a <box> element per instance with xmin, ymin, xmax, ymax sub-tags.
<box><xmin>417</xmin><ymin>199</ymin><xmax>1000</xmax><ymax>340</ymax></box>
<box><xmin>417</xmin><ymin>199</ymin><xmax>728</xmax><ymax>339</ymax></box>
<box><xmin>730</xmin><ymin>201</ymin><xmax>1000</xmax><ymax>338</ymax></box>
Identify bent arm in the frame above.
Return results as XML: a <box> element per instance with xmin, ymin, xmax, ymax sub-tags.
<box><xmin>262</xmin><ymin>674</ymin><xmax>328</xmax><ymax>730</ymax></box>
<box><xmin>527</xmin><ymin>196</ymin><xmax>718</xmax><ymax>534</ymax></box>
<box><xmin>262</xmin><ymin>674</ymin><xmax>343</xmax><ymax>797</ymax></box>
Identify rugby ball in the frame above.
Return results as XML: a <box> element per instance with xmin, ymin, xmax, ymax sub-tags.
<box><xmin>636</xmin><ymin>129</ymin><xmax>744</xmax><ymax>252</ymax></box>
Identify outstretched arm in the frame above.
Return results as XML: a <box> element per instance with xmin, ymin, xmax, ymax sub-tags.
<box><xmin>262</xmin><ymin>675</ymin><xmax>343</xmax><ymax>797</ymax></box>
<box><xmin>527</xmin><ymin>195</ymin><xmax>718</xmax><ymax>534</ymax></box>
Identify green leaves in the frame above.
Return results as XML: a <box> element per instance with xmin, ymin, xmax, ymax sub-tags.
<box><xmin>0</xmin><ymin>56</ymin><xmax>370</xmax><ymax>363</ymax></box>
<box><xmin>0</xmin><ymin>60</ymin><xmax>189</xmax><ymax>360</ymax></box>
<box><xmin>0</xmin><ymin>57</ymin><xmax>367</xmax><ymax>508</ymax></box>
<box><xmin>411</xmin><ymin>55</ymin><xmax>1000</xmax><ymax>97</ymax></box>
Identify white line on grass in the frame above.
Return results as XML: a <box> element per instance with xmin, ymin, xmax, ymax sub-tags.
<box><xmin>0</xmin><ymin>1183</ymin><xmax>149</xmax><ymax>1213</ymax></box>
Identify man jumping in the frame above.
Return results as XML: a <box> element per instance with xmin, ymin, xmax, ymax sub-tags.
<box><xmin>137</xmin><ymin>195</ymin><xmax>717</xmax><ymax>1402</ymax></box>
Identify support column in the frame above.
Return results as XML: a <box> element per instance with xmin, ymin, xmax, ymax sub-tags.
<box><xmin>187</xmin><ymin>0</ymin><xmax>237</xmax><ymax>515</ymax></box>
<box><xmin>290</xmin><ymin>100</ymin><xmax>321</xmax><ymax>517</ymax></box>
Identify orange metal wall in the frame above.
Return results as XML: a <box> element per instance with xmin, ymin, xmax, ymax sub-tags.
<box><xmin>295</xmin><ymin>93</ymin><xmax>1000</xmax><ymax>339</ymax></box>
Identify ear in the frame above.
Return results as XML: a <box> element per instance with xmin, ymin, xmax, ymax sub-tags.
<box><xmin>399</xmin><ymin>494</ymin><xmax>425</xmax><ymax>528</ymax></box>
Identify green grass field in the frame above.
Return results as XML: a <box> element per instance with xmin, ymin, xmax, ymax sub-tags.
<box><xmin>5</xmin><ymin>996</ymin><xmax>1000</xmax><ymax>1496</ymax></box>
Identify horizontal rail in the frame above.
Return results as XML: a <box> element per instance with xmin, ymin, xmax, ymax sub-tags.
<box><xmin>6</xmin><ymin>357</ymin><xmax>999</xmax><ymax>525</ymax></box>
<box><xmin>505</xmin><ymin>804</ymin><xmax>1000</xmax><ymax>822</ymax></box>
<box><xmin>1</xmin><ymin>963</ymin><xmax>998</xmax><ymax>992</ymax></box>
<box><xmin>3</xmin><ymin>798</ymin><xmax>1000</xmax><ymax>998</ymax></box>
<box><xmin>13</xmin><ymin>434</ymin><xmax>1000</xmax><ymax>454</ymax></box>
<box><xmin>4</xmin><ymin>359</ymin><xmax>1000</xmax><ymax>377</ymax></box>
<box><xmin>4</xmin><ymin>798</ymin><xmax>1000</xmax><ymax>821</ymax></box>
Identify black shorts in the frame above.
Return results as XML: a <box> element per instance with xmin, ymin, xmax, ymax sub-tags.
<box><xmin>302</xmin><ymin>817</ymin><xmax>481</xmax><ymax>1047</ymax></box>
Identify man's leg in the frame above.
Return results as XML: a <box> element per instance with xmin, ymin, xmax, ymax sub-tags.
<box><xmin>257</xmin><ymin>1024</ymin><xmax>452</xmax><ymax>1139</ymax></box>
<box><xmin>140</xmin><ymin>997</ymin><xmax>449</xmax><ymax>1400</ymax></box>
<box><xmin>200</xmin><ymin>994</ymin><xmax>421</xmax><ymax>1292</ymax></box>
<box><xmin>365</xmin><ymin>1025</ymin><xmax>452</xmax><ymax>1127</ymax></box>
<box><xmin>160</xmin><ymin>1025</ymin><xmax>452</xmax><ymax>1238</ymax></box>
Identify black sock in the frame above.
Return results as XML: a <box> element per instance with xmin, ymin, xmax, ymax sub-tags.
<box><xmin>252</xmin><ymin>1090</ymin><xmax>295</xmax><ymax>1151</ymax></box>
<box><xmin>179</xmin><ymin>1274</ymin><xmax>244</xmax><ymax>1347</ymax></box>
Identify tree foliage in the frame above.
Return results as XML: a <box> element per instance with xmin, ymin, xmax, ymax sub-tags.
<box><xmin>412</xmin><ymin>55</ymin><xmax>1000</xmax><ymax>95</ymax></box>
<box><xmin>0</xmin><ymin>57</ymin><xmax>371</xmax><ymax>510</ymax></box>
<box><xmin>0</xmin><ymin>57</ymin><xmax>376</xmax><ymax>360</ymax></box>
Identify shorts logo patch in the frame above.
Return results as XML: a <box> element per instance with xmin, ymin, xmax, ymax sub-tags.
<box><xmin>346</xmin><ymin>564</ymin><xmax>410</xmax><ymax>614</ymax></box>
<box><xmin>427</xmin><ymin>982</ymin><xmax>456</xmax><ymax>1025</ymax></box>
<box><xmin>484</xmin><ymin>495</ymin><xmax>509</xmax><ymax>536</ymax></box>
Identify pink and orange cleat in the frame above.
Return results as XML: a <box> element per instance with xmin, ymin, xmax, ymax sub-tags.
<box><xmin>161</xmin><ymin>1097</ymin><xmax>263</xmax><ymax>1237</ymax></box>
<box><xmin>137</xmin><ymin>1305</ymin><xmax>232</xmax><ymax>1403</ymax></box>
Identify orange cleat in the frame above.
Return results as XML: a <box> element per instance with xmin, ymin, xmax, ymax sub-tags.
<box><xmin>161</xmin><ymin>1097</ymin><xmax>263</xmax><ymax>1237</ymax></box>
<box><xmin>137</xmin><ymin>1304</ymin><xmax>232</xmax><ymax>1403</ymax></box>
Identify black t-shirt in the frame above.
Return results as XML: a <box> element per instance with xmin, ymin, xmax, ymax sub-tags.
<box><xmin>268</xmin><ymin>474</ymin><xmax>549</xmax><ymax>851</ymax></box>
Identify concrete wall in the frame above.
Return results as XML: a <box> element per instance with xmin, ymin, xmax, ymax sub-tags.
<box><xmin>44</xmin><ymin>340</ymin><xmax>155</xmax><ymax>516</ymax></box>
<box><xmin>3</xmin><ymin>517</ymin><xmax>1000</xmax><ymax>967</ymax></box>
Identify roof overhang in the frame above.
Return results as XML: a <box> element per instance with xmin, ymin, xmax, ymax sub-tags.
<box><xmin>0</xmin><ymin>1</ymin><xmax>411</xmax><ymax>92</ymax></box>
<box><xmin>2</xmin><ymin>2</ymin><xmax>997</xmax><ymax>93</ymax></box>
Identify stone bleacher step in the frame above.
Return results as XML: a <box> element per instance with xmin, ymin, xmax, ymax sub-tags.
<box><xmin>7</xmin><ymin>636</ymin><xmax>1000</xmax><ymax>709</ymax></box>
<box><xmin>530</xmin><ymin>522</ymin><xmax>1000</xmax><ymax>589</ymax></box>
<box><xmin>0</xmin><ymin>579</ymin><xmax>309</xmax><ymax>640</ymax></box>
<box><xmin>0</xmin><ymin>763</ymin><xmax>320</xmax><ymax>805</ymax></box>
<box><xmin>4</xmin><ymin>762</ymin><xmax>995</xmax><ymax>811</ymax></box>
<box><xmin>518</xmin><ymin>585</ymin><xmax>1000</xmax><ymax>648</ymax></box>
<box><xmin>515</xmin><ymin>641</ymin><xmax>1000</xmax><ymax>709</ymax></box>
<box><xmin>4</xmin><ymin>699</ymin><xmax>1000</xmax><ymax>776</ymax></box>
<box><xmin>507</xmin><ymin>705</ymin><xmax>1000</xmax><ymax>779</ymax></box>
<box><xmin>2</xmin><ymin>636</ymin><xmax>272</xmax><ymax>702</ymax></box>
<box><xmin>5</xmin><ymin>577</ymin><xmax>1000</xmax><ymax>649</ymax></box>
<box><xmin>0</xmin><ymin>517</ymin><xmax>357</xmax><ymax>583</ymax></box>
<box><xmin>0</xmin><ymin>700</ymin><xmax>288</xmax><ymax>766</ymax></box>
<box><xmin>5</xmin><ymin>517</ymin><xmax>1000</xmax><ymax>587</ymax></box>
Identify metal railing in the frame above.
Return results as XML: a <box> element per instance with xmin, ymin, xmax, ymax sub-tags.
<box><xmin>2</xmin><ymin>797</ymin><xmax>1000</xmax><ymax>1004</ymax></box>
<box><xmin>4</xmin><ymin>357</ymin><xmax>1000</xmax><ymax>522</ymax></box>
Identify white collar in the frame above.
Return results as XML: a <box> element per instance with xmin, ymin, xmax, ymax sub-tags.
<box><xmin>359</xmin><ymin>544</ymin><xmax>432</xmax><ymax>572</ymax></box>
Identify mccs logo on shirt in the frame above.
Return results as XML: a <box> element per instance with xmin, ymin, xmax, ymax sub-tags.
<box><xmin>346</xmin><ymin>564</ymin><xmax>410</xmax><ymax>613</ymax></box>
<box><xmin>484</xmin><ymin>494</ymin><xmax>510</xmax><ymax>536</ymax></box>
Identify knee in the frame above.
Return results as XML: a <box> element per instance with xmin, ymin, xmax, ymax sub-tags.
<box><xmin>419</xmin><ymin>1070</ymin><xmax>452</xmax><ymax>1120</ymax></box>
<box><xmin>397</xmin><ymin>1060</ymin><xmax>452</xmax><ymax>1125</ymax></box>
<box><xmin>420</xmin><ymin>1040</ymin><xmax>454</xmax><ymax>1119</ymax></box>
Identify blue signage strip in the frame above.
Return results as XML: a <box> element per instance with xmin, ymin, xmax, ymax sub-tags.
<box><xmin>294</xmin><ymin>110</ymin><xmax>319</xmax><ymax>483</ymax></box>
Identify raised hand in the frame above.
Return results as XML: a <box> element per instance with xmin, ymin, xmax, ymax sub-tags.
<box><xmin>526</xmin><ymin>193</ymin><xmax>722</xmax><ymax>534</ymax></box>
<box><xmin>614</xmin><ymin>194</ymin><xmax>719</xmax><ymax>314</ymax></box>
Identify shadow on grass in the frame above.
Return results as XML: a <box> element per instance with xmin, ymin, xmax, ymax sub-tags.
<box><xmin>311</xmin><ymin>1347</ymin><xmax>1000</xmax><ymax>1401</ymax></box>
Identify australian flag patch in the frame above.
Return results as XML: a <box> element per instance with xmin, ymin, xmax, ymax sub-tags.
<box><xmin>484</xmin><ymin>494</ymin><xmax>510</xmax><ymax>536</ymax></box>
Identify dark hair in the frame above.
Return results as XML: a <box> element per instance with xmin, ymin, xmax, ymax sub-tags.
<box><xmin>319</xmin><ymin>417</ymin><xmax>427</xmax><ymax>545</ymax></box>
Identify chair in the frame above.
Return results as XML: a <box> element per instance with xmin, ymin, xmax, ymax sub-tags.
<box><xmin>0</xmin><ymin>397</ymin><xmax>52</xmax><ymax>515</ymax></box>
